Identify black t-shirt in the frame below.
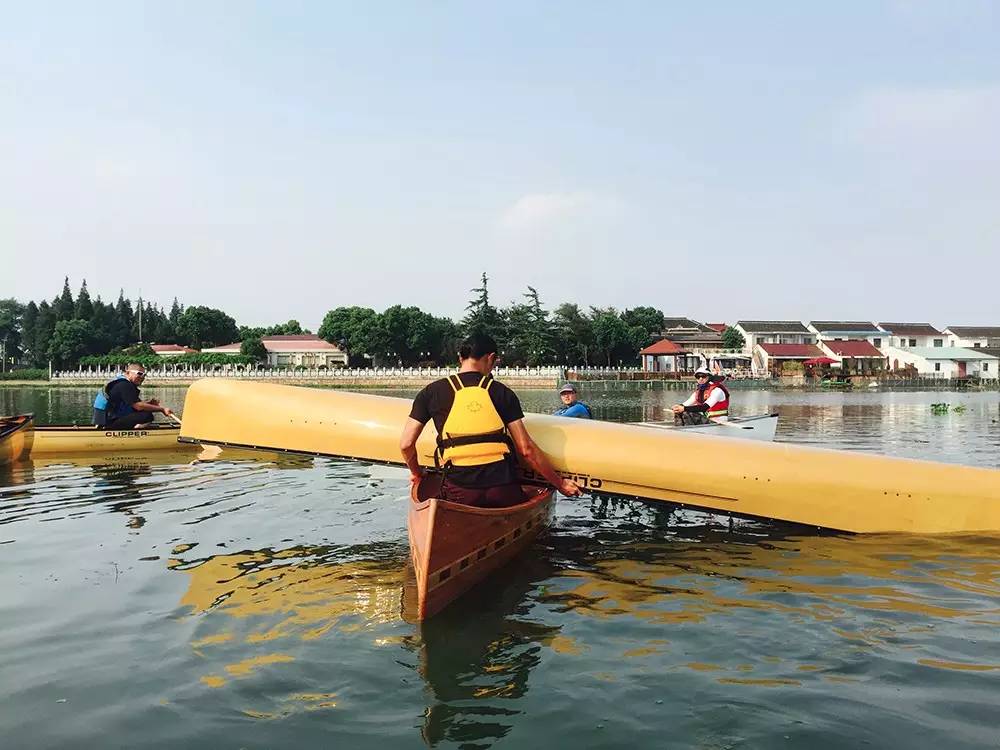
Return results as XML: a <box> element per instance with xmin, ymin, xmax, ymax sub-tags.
<box><xmin>409</xmin><ymin>372</ymin><xmax>525</xmax><ymax>487</ymax></box>
<box><xmin>107</xmin><ymin>379</ymin><xmax>141</xmax><ymax>414</ymax></box>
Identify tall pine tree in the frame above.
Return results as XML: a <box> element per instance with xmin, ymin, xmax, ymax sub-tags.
<box><xmin>114</xmin><ymin>290</ymin><xmax>135</xmax><ymax>348</ymax></box>
<box><xmin>54</xmin><ymin>277</ymin><xmax>75</xmax><ymax>321</ymax></box>
<box><xmin>461</xmin><ymin>272</ymin><xmax>503</xmax><ymax>338</ymax></box>
<box><xmin>22</xmin><ymin>301</ymin><xmax>39</xmax><ymax>365</ymax></box>
<box><xmin>75</xmin><ymin>279</ymin><xmax>94</xmax><ymax>320</ymax></box>
<box><xmin>33</xmin><ymin>300</ymin><xmax>56</xmax><ymax>366</ymax></box>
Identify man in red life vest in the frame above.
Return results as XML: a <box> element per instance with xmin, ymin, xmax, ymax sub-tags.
<box><xmin>671</xmin><ymin>366</ymin><xmax>730</xmax><ymax>424</ymax></box>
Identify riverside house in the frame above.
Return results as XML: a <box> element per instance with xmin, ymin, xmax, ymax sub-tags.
<box><xmin>203</xmin><ymin>335</ymin><xmax>348</xmax><ymax>368</ymax></box>
<box><xmin>639</xmin><ymin>339</ymin><xmax>690</xmax><ymax>373</ymax></box>
<box><xmin>751</xmin><ymin>343</ymin><xmax>827</xmax><ymax>377</ymax></box>
<box><xmin>818</xmin><ymin>340</ymin><xmax>886</xmax><ymax>375</ymax></box>
<box><xmin>733</xmin><ymin>321</ymin><xmax>814</xmax><ymax>356</ymax></box>
<box><xmin>151</xmin><ymin>344</ymin><xmax>198</xmax><ymax>356</ymax></box>
<box><xmin>807</xmin><ymin>321</ymin><xmax>885</xmax><ymax>348</ymax></box>
<box><xmin>884</xmin><ymin>346</ymin><xmax>999</xmax><ymax>380</ymax></box>
<box><xmin>877</xmin><ymin>323</ymin><xmax>945</xmax><ymax>349</ymax></box>
<box><xmin>943</xmin><ymin>327</ymin><xmax>1000</xmax><ymax>349</ymax></box>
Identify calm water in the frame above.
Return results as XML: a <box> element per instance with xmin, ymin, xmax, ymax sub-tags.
<box><xmin>2</xmin><ymin>384</ymin><xmax>999</xmax><ymax>749</ymax></box>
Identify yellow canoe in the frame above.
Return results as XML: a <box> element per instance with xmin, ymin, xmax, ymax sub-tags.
<box><xmin>0</xmin><ymin>414</ymin><xmax>34</xmax><ymax>466</ymax></box>
<box><xmin>30</xmin><ymin>425</ymin><xmax>196</xmax><ymax>454</ymax></box>
<box><xmin>177</xmin><ymin>379</ymin><xmax>1000</xmax><ymax>535</ymax></box>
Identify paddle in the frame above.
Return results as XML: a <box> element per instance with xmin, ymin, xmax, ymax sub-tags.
<box><xmin>167</xmin><ymin>413</ymin><xmax>183</xmax><ymax>426</ymax></box>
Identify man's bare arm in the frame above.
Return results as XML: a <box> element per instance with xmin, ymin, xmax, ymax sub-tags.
<box><xmin>507</xmin><ymin>419</ymin><xmax>581</xmax><ymax>496</ymax></box>
<box><xmin>399</xmin><ymin>417</ymin><xmax>426</xmax><ymax>480</ymax></box>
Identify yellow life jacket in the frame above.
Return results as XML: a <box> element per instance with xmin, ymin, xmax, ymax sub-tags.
<box><xmin>436</xmin><ymin>374</ymin><xmax>512</xmax><ymax>467</ymax></box>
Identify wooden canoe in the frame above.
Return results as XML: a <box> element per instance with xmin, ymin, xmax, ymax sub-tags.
<box><xmin>29</xmin><ymin>425</ymin><xmax>196</xmax><ymax>454</ymax></box>
<box><xmin>408</xmin><ymin>475</ymin><xmax>555</xmax><ymax>620</ymax></box>
<box><xmin>0</xmin><ymin>414</ymin><xmax>34</xmax><ymax>466</ymax></box>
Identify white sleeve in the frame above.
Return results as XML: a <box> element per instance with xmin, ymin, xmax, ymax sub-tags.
<box><xmin>705</xmin><ymin>388</ymin><xmax>726</xmax><ymax>407</ymax></box>
<box><xmin>682</xmin><ymin>393</ymin><xmax>697</xmax><ymax>407</ymax></box>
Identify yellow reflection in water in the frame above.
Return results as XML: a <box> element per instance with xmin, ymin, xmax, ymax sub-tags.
<box><xmin>172</xmin><ymin>546</ymin><xmax>406</xmax><ymax>691</ymax></box>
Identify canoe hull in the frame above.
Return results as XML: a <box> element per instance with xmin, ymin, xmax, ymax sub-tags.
<box><xmin>408</xmin><ymin>476</ymin><xmax>554</xmax><ymax>620</ymax></box>
<box><xmin>30</xmin><ymin>425</ymin><xmax>193</xmax><ymax>454</ymax></box>
<box><xmin>178</xmin><ymin>379</ymin><xmax>1000</xmax><ymax>534</ymax></box>
<box><xmin>634</xmin><ymin>414</ymin><xmax>779</xmax><ymax>442</ymax></box>
<box><xmin>0</xmin><ymin>414</ymin><xmax>35</xmax><ymax>466</ymax></box>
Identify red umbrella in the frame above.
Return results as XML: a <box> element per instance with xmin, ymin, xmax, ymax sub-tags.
<box><xmin>803</xmin><ymin>357</ymin><xmax>837</xmax><ymax>366</ymax></box>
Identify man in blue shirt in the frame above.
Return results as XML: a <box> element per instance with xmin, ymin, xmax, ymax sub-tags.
<box><xmin>553</xmin><ymin>383</ymin><xmax>593</xmax><ymax>419</ymax></box>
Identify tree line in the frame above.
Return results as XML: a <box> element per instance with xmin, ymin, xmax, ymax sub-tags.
<box><xmin>0</xmin><ymin>278</ymin><xmax>306</xmax><ymax>369</ymax></box>
<box><xmin>317</xmin><ymin>273</ymin><xmax>673</xmax><ymax>367</ymax></box>
<box><xmin>0</xmin><ymin>273</ymin><xmax>740</xmax><ymax>370</ymax></box>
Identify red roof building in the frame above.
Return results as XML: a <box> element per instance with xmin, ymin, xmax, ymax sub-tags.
<box><xmin>822</xmin><ymin>340</ymin><xmax>883</xmax><ymax>358</ymax></box>
<box><xmin>639</xmin><ymin>339</ymin><xmax>687</xmax><ymax>355</ymax></box>
<box><xmin>757</xmin><ymin>343</ymin><xmax>826</xmax><ymax>359</ymax></box>
<box><xmin>640</xmin><ymin>338</ymin><xmax>693</xmax><ymax>373</ymax></box>
<box><xmin>151</xmin><ymin>343</ymin><xmax>198</xmax><ymax>356</ymax></box>
<box><xmin>706</xmin><ymin>323</ymin><xmax>726</xmax><ymax>333</ymax></box>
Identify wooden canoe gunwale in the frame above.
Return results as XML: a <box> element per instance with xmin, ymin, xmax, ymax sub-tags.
<box><xmin>0</xmin><ymin>414</ymin><xmax>35</xmax><ymax>466</ymax></box>
<box><xmin>409</xmin><ymin>477</ymin><xmax>555</xmax><ymax>620</ymax></box>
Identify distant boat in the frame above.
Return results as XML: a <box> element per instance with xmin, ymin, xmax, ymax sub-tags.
<box><xmin>632</xmin><ymin>413</ymin><xmax>779</xmax><ymax>442</ymax></box>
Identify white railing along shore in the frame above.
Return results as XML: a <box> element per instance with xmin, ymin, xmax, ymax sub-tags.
<box><xmin>52</xmin><ymin>365</ymin><xmax>570</xmax><ymax>380</ymax></box>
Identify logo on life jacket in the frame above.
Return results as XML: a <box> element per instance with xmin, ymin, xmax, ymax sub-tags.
<box><xmin>436</xmin><ymin>374</ymin><xmax>513</xmax><ymax>468</ymax></box>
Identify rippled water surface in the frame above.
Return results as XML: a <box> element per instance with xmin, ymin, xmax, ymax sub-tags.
<box><xmin>2</xmin><ymin>384</ymin><xmax>999</xmax><ymax>749</ymax></box>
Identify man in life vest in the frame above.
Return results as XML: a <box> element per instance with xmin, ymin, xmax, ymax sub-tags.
<box><xmin>671</xmin><ymin>366</ymin><xmax>730</xmax><ymax>424</ymax></box>
<box><xmin>400</xmin><ymin>334</ymin><xmax>582</xmax><ymax>507</ymax></box>
<box><xmin>553</xmin><ymin>383</ymin><xmax>593</xmax><ymax>419</ymax></box>
<box><xmin>92</xmin><ymin>363</ymin><xmax>175</xmax><ymax>429</ymax></box>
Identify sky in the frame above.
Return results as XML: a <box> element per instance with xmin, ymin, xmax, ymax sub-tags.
<box><xmin>2</xmin><ymin>1</ymin><xmax>999</xmax><ymax>330</ymax></box>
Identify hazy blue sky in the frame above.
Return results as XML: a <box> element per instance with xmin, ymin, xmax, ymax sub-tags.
<box><xmin>3</xmin><ymin>2</ymin><xmax>998</xmax><ymax>329</ymax></box>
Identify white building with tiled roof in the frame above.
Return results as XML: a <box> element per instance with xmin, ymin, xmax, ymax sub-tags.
<box><xmin>733</xmin><ymin>321</ymin><xmax>813</xmax><ymax>355</ymax></box>
<box><xmin>886</xmin><ymin>346</ymin><xmax>998</xmax><ymax>379</ymax></box>
<box><xmin>203</xmin><ymin>335</ymin><xmax>347</xmax><ymax>367</ymax></box>
<box><xmin>151</xmin><ymin>343</ymin><xmax>198</xmax><ymax>356</ymax></box>
<box><xmin>943</xmin><ymin>327</ymin><xmax>1000</xmax><ymax>349</ymax></box>
<box><xmin>877</xmin><ymin>323</ymin><xmax>945</xmax><ymax>350</ymax></box>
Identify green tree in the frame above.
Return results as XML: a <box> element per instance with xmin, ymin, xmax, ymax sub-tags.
<box><xmin>461</xmin><ymin>272</ymin><xmax>503</xmax><ymax>338</ymax></box>
<box><xmin>114</xmin><ymin>291</ymin><xmax>135</xmax><ymax>348</ymax></box>
<box><xmin>721</xmin><ymin>326</ymin><xmax>746</xmax><ymax>350</ymax></box>
<box><xmin>269</xmin><ymin>320</ymin><xmax>303</xmax><ymax>335</ymax></box>
<box><xmin>518</xmin><ymin>287</ymin><xmax>553</xmax><ymax>365</ymax></box>
<box><xmin>74</xmin><ymin>279</ymin><xmax>94</xmax><ymax>320</ymax></box>
<box><xmin>176</xmin><ymin>306</ymin><xmax>239</xmax><ymax>349</ymax></box>
<box><xmin>89</xmin><ymin>298</ymin><xmax>116</xmax><ymax>355</ymax></box>
<box><xmin>21</xmin><ymin>301</ymin><xmax>39</xmax><ymax>365</ymax></box>
<box><xmin>168</xmin><ymin>298</ymin><xmax>183</xmax><ymax>330</ymax></box>
<box><xmin>0</xmin><ymin>299</ymin><xmax>24</xmax><ymax>368</ymax></box>
<box><xmin>33</xmin><ymin>301</ymin><xmax>56</xmax><ymax>367</ymax></box>
<box><xmin>378</xmin><ymin>305</ymin><xmax>442</xmax><ymax>366</ymax></box>
<box><xmin>590</xmin><ymin>308</ymin><xmax>632</xmax><ymax>365</ymax></box>
<box><xmin>240</xmin><ymin>337</ymin><xmax>267</xmax><ymax>360</ymax></box>
<box><xmin>318</xmin><ymin>306</ymin><xmax>380</xmax><ymax>364</ymax></box>
<box><xmin>427</xmin><ymin>316</ymin><xmax>461</xmax><ymax>365</ymax></box>
<box><xmin>621</xmin><ymin>306</ymin><xmax>665</xmax><ymax>338</ymax></box>
<box><xmin>54</xmin><ymin>277</ymin><xmax>75</xmax><ymax>321</ymax></box>
<box><xmin>48</xmin><ymin>319</ymin><xmax>94</xmax><ymax>368</ymax></box>
<box><xmin>552</xmin><ymin>303</ymin><xmax>593</xmax><ymax>365</ymax></box>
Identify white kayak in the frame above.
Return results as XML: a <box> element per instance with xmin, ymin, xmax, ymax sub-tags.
<box><xmin>633</xmin><ymin>413</ymin><xmax>779</xmax><ymax>442</ymax></box>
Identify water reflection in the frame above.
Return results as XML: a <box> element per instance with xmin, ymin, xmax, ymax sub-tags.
<box><xmin>404</xmin><ymin>559</ymin><xmax>562</xmax><ymax>747</ymax></box>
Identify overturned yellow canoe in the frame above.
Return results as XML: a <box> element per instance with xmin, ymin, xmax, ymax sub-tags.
<box><xmin>30</xmin><ymin>425</ymin><xmax>196</xmax><ymax>454</ymax></box>
<box><xmin>178</xmin><ymin>379</ymin><xmax>1000</xmax><ymax>534</ymax></box>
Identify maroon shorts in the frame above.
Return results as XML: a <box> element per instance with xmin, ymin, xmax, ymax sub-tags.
<box><xmin>440</xmin><ymin>480</ymin><xmax>526</xmax><ymax>508</ymax></box>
